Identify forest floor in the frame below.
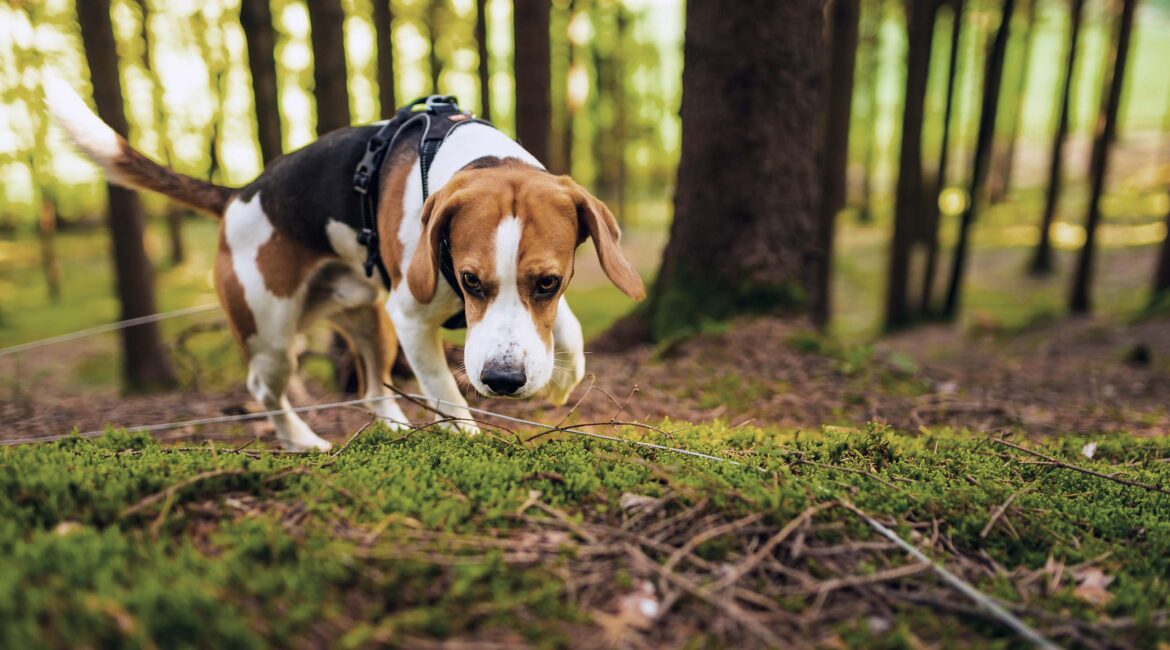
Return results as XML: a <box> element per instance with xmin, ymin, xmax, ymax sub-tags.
<box><xmin>2</xmin><ymin>314</ymin><xmax>1169</xmax><ymax>648</ymax></box>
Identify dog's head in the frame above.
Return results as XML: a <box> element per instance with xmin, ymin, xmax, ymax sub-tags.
<box><xmin>406</xmin><ymin>162</ymin><xmax>644</xmax><ymax>399</ymax></box>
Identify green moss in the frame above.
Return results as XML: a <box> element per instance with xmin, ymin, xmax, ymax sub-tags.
<box><xmin>0</xmin><ymin>423</ymin><xmax>1167</xmax><ymax>646</ymax></box>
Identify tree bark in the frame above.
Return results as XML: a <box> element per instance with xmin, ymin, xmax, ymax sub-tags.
<box><xmin>513</xmin><ymin>0</ymin><xmax>552</xmax><ymax>165</ymax></box>
<box><xmin>306</xmin><ymin>0</ymin><xmax>351</xmax><ymax>134</ymax></box>
<box><xmin>1031</xmin><ymin>0</ymin><xmax>1084</xmax><ymax>275</ymax></box>
<box><xmin>76</xmin><ymin>0</ymin><xmax>177</xmax><ymax>392</ymax></box>
<box><xmin>372</xmin><ymin>0</ymin><xmax>397</xmax><ymax>116</ymax></box>
<box><xmin>1155</xmin><ymin>207</ymin><xmax>1170</xmax><ymax>300</ymax></box>
<box><xmin>1071</xmin><ymin>0</ymin><xmax>1137</xmax><ymax>314</ymax></box>
<box><xmin>813</xmin><ymin>0</ymin><xmax>860</xmax><ymax>328</ymax></box>
<box><xmin>988</xmin><ymin>0</ymin><xmax>1037</xmax><ymax>203</ymax></box>
<box><xmin>641</xmin><ymin>0</ymin><xmax>823</xmax><ymax>342</ymax></box>
<box><xmin>475</xmin><ymin>0</ymin><xmax>490</xmax><ymax>120</ymax></box>
<box><xmin>38</xmin><ymin>199</ymin><xmax>62</xmax><ymax>302</ymax></box>
<box><xmin>921</xmin><ymin>0</ymin><xmax>964</xmax><ymax>314</ymax></box>
<box><xmin>942</xmin><ymin>0</ymin><xmax>1016</xmax><ymax>320</ymax></box>
<box><xmin>429</xmin><ymin>0</ymin><xmax>444</xmax><ymax>93</ymax></box>
<box><xmin>885</xmin><ymin>0</ymin><xmax>936</xmax><ymax>330</ymax></box>
<box><xmin>241</xmin><ymin>0</ymin><xmax>284</xmax><ymax>162</ymax></box>
<box><xmin>557</xmin><ymin>0</ymin><xmax>578</xmax><ymax>176</ymax></box>
<box><xmin>136</xmin><ymin>0</ymin><xmax>185</xmax><ymax>265</ymax></box>
<box><xmin>856</xmin><ymin>0</ymin><xmax>884</xmax><ymax>224</ymax></box>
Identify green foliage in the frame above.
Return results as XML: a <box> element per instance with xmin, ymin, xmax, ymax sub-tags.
<box><xmin>1</xmin><ymin>423</ymin><xmax>1168</xmax><ymax>646</ymax></box>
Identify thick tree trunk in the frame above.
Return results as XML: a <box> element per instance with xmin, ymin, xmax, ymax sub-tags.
<box><xmin>241</xmin><ymin>0</ymin><xmax>284</xmax><ymax>162</ymax></box>
<box><xmin>1071</xmin><ymin>0</ymin><xmax>1137</xmax><ymax>314</ymax></box>
<box><xmin>428</xmin><ymin>0</ymin><xmax>444</xmax><ymax>93</ymax></box>
<box><xmin>885</xmin><ymin>0</ymin><xmax>936</xmax><ymax>330</ymax></box>
<box><xmin>372</xmin><ymin>0</ymin><xmax>397</xmax><ymax>115</ymax></box>
<box><xmin>988</xmin><ymin>0</ymin><xmax>1037</xmax><ymax>203</ymax></box>
<box><xmin>813</xmin><ymin>0</ymin><xmax>860</xmax><ymax>328</ymax></box>
<box><xmin>76</xmin><ymin>0</ymin><xmax>177</xmax><ymax>392</ymax></box>
<box><xmin>513</xmin><ymin>0</ymin><xmax>552</xmax><ymax>165</ymax></box>
<box><xmin>642</xmin><ymin>0</ymin><xmax>823</xmax><ymax>342</ymax></box>
<box><xmin>942</xmin><ymin>0</ymin><xmax>1016</xmax><ymax>320</ymax></box>
<box><xmin>306</xmin><ymin>0</ymin><xmax>351</xmax><ymax>134</ymax></box>
<box><xmin>921</xmin><ymin>0</ymin><xmax>964</xmax><ymax>315</ymax></box>
<box><xmin>1031</xmin><ymin>0</ymin><xmax>1084</xmax><ymax>275</ymax></box>
<box><xmin>475</xmin><ymin>0</ymin><xmax>490</xmax><ymax>120</ymax></box>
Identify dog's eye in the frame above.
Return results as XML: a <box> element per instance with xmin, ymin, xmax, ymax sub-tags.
<box><xmin>534</xmin><ymin>275</ymin><xmax>561</xmax><ymax>298</ymax></box>
<box><xmin>461</xmin><ymin>272</ymin><xmax>484</xmax><ymax>297</ymax></box>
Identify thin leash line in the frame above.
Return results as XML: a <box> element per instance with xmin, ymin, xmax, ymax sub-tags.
<box><xmin>0</xmin><ymin>392</ymin><xmax>1056</xmax><ymax>647</ymax></box>
<box><xmin>845</xmin><ymin>505</ymin><xmax>1060</xmax><ymax>650</ymax></box>
<box><xmin>0</xmin><ymin>304</ymin><xmax>221</xmax><ymax>358</ymax></box>
<box><xmin>0</xmin><ymin>396</ymin><xmax>397</xmax><ymax>446</ymax></box>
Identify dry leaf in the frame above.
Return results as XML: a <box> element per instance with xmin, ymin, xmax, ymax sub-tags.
<box><xmin>620</xmin><ymin>492</ymin><xmax>658</xmax><ymax>513</ymax></box>
<box><xmin>1081</xmin><ymin>442</ymin><xmax>1098</xmax><ymax>459</ymax></box>
<box><xmin>1072</xmin><ymin>567</ymin><xmax>1114</xmax><ymax>607</ymax></box>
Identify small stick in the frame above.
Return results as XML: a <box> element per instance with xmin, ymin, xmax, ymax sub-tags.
<box><xmin>980</xmin><ymin>485</ymin><xmax>1033</xmax><ymax>539</ymax></box>
<box><xmin>120</xmin><ymin>468</ymin><xmax>250</xmax><ymax>519</ymax></box>
<box><xmin>994</xmin><ymin>438</ymin><xmax>1170</xmax><ymax>496</ymax></box>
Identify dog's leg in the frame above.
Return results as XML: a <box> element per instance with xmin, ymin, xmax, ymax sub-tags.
<box><xmin>329</xmin><ymin>304</ymin><xmax>410</xmax><ymax>429</ymax></box>
<box><xmin>545</xmin><ymin>297</ymin><xmax>587</xmax><ymax>405</ymax></box>
<box><xmin>387</xmin><ymin>292</ymin><xmax>479</xmax><ymax>434</ymax></box>
<box><xmin>246</xmin><ymin>344</ymin><xmax>332</xmax><ymax>452</ymax></box>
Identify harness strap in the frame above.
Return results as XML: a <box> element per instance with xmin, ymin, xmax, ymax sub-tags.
<box><xmin>353</xmin><ymin>95</ymin><xmax>485</xmax><ymax>329</ymax></box>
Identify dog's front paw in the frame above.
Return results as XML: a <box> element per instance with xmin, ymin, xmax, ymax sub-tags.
<box><xmin>433</xmin><ymin>416</ymin><xmax>481</xmax><ymax>436</ymax></box>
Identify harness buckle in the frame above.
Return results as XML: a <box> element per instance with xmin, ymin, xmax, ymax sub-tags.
<box><xmin>357</xmin><ymin>228</ymin><xmax>376</xmax><ymax>247</ymax></box>
<box><xmin>354</xmin><ymin>165</ymin><xmax>372</xmax><ymax>195</ymax></box>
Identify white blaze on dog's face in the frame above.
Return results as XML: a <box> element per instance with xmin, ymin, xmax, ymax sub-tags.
<box><xmin>406</xmin><ymin>163</ymin><xmax>645</xmax><ymax>399</ymax></box>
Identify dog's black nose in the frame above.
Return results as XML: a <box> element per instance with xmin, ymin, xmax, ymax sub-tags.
<box><xmin>481</xmin><ymin>366</ymin><xmax>526</xmax><ymax>395</ymax></box>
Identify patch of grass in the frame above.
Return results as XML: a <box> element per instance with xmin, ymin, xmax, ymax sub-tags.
<box><xmin>1</xmin><ymin>423</ymin><xmax>1167</xmax><ymax>647</ymax></box>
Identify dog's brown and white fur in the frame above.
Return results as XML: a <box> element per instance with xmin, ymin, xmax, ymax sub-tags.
<box><xmin>46</xmin><ymin>79</ymin><xmax>644</xmax><ymax>451</ymax></box>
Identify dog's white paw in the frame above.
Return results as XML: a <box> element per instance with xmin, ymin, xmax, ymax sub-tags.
<box><xmin>432</xmin><ymin>416</ymin><xmax>481</xmax><ymax>437</ymax></box>
<box><xmin>279</xmin><ymin>431</ymin><xmax>333</xmax><ymax>453</ymax></box>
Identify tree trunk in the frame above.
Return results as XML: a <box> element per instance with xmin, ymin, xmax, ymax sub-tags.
<box><xmin>856</xmin><ymin>0</ymin><xmax>883</xmax><ymax>224</ymax></box>
<box><xmin>306</xmin><ymin>0</ymin><xmax>351</xmax><ymax>134</ymax></box>
<box><xmin>1071</xmin><ymin>0</ymin><xmax>1137</xmax><ymax>314</ymax></box>
<box><xmin>137</xmin><ymin>0</ymin><xmax>185</xmax><ymax>264</ymax></box>
<box><xmin>1031</xmin><ymin>0</ymin><xmax>1084</xmax><ymax>275</ymax></box>
<box><xmin>241</xmin><ymin>0</ymin><xmax>284</xmax><ymax>162</ymax></box>
<box><xmin>513</xmin><ymin>0</ymin><xmax>552</xmax><ymax>165</ymax></box>
<box><xmin>475</xmin><ymin>0</ymin><xmax>490</xmax><ymax>120</ymax></box>
<box><xmin>988</xmin><ymin>0</ymin><xmax>1037</xmax><ymax>204</ymax></box>
<box><xmin>372</xmin><ymin>0</ymin><xmax>397</xmax><ymax>116</ymax></box>
<box><xmin>921</xmin><ymin>0</ymin><xmax>964</xmax><ymax>314</ymax></box>
<box><xmin>76</xmin><ymin>0</ymin><xmax>177</xmax><ymax>392</ymax></box>
<box><xmin>38</xmin><ymin>199</ymin><xmax>62</xmax><ymax>302</ymax></box>
<box><xmin>942</xmin><ymin>0</ymin><xmax>1016</xmax><ymax>320</ymax></box>
<box><xmin>885</xmin><ymin>0</ymin><xmax>936</xmax><ymax>330</ymax></box>
<box><xmin>558</xmin><ymin>0</ymin><xmax>577</xmax><ymax>176</ymax></box>
<box><xmin>429</xmin><ymin>0</ymin><xmax>444</xmax><ymax>93</ymax></box>
<box><xmin>813</xmin><ymin>0</ymin><xmax>860</xmax><ymax>328</ymax></box>
<box><xmin>1155</xmin><ymin>207</ymin><xmax>1170</xmax><ymax>300</ymax></box>
<box><xmin>641</xmin><ymin>0</ymin><xmax>823</xmax><ymax>342</ymax></box>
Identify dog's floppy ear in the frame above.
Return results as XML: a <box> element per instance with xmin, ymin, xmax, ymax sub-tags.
<box><xmin>561</xmin><ymin>178</ymin><xmax>646</xmax><ymax>300</ymax></box>
<box><xmin>407</xmin><ymin>185</ymin><xmax>462</xmax><ymax>303</ymax></box>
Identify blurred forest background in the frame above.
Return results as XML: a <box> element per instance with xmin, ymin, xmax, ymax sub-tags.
<box><xmin>1</xmin><ymin>0</ymin><xmax>1169</xmax><ymax>391</ymax></box>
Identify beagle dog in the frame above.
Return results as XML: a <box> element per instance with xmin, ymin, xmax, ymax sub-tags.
<box><xmin>46</xmin><ymin>80</ymin><xmax>645</xmax><ymax>451</ymax></box>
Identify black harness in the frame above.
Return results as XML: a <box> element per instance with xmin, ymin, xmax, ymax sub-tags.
<box><xmin>352</xmin><ymin>95</ymin><xmax>490</xmax><ymax>328</ymax></box>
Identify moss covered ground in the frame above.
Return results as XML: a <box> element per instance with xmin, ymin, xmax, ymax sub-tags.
<box><xmin>2</xmin><ymin>421</ymin><xmax>1167</xmax><ymax>648</ymax></box>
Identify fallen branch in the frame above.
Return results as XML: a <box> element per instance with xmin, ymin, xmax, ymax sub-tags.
<box><xmin>994</xmin><ymin>438</ymin><xmax>1170</xmax><ymax>496</ymax></box>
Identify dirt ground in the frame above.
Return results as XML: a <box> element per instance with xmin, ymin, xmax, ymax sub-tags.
<box><xmin>3</xmin><ymin>314</ymin><xmax>1167</xmax><ymax>445</ymax></box>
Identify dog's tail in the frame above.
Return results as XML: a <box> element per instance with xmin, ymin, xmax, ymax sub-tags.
<box><xmin>44</xmin><ymin>78</ymin><xmax>234</xmax><ymax>216</ymax></box>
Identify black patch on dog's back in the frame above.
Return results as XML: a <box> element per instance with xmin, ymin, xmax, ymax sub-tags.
<box><xmin>237</xmin><ymin>123</ymin><xmax>424</xmax><ymax>253</ymax></box>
